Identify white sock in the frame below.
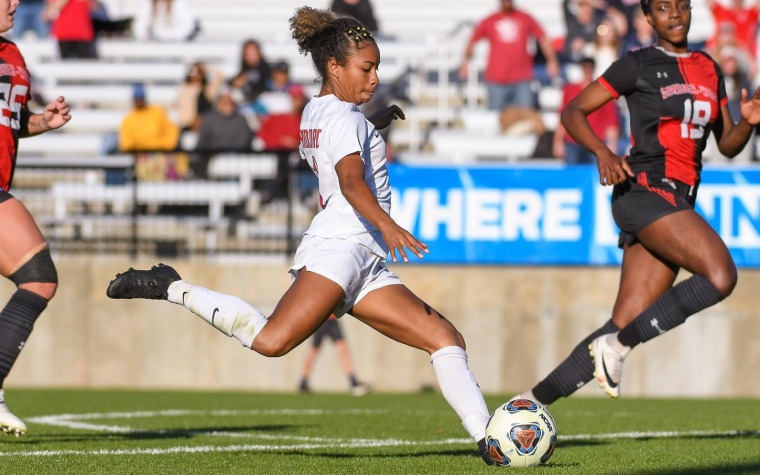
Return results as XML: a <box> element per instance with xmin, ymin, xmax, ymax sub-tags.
<box><xmin>430</xmin><ymin>346</ymin><xmax>491</xmax><ymax>441</ymax></box>
<box><xmin>167</xmin><ymin>280</ymin><xmax>268</xmax><ymax>348</ymax></box>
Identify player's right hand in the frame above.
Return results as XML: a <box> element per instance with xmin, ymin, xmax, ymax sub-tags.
<box><xmin>596</xmin><ymin>149</ymin><xmax>632</xmax><ymax>186</ymax></box>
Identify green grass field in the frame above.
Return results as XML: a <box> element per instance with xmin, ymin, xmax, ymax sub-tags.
<box><xmin>0</xmin><ymin>389</ymin><xmax>758</xmax><ymax>474</ymax></box>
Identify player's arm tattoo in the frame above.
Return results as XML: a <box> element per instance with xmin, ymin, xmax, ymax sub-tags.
<box><xmin>20</xmin><ymin>112</ymin><xmax>49</xmax><ymax>137</ymax></box>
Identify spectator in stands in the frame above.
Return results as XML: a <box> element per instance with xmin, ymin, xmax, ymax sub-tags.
<box><xmin>229</xmin><ymin>39</ymin><xmax>272</xmax><ymax>113</ymax></box>
<box><xmin>45</xmin><ymin>0</ymin><xmax>98</xmax><ymax>59</ymax></box>
<box><xmin>561</xmin><ymin>0</ymin><xmax>606</xmax><ymax>64</ymax></box>
<box><xmin>721</xmin><ymin>47</ymin><xmax>753</xmax><ymax>120</ymax></box>
<box><xmin>604</xmin><ymin>0</ymin><xmax>641</xmax><ymax>38</ymax></box>
<box><xmin>298</xmin><ymin>315</ymin><xmax>373</xmax><ymax>396</ymax></box>
<box><xmin>267</xmin><ymin>60</ymin><xmax>306</xmax><ymax>98</ymax></box>
<box><xmin>132</xmin><ymin>0</ymin><xmax>201</xmax><ymax>42</ymax></box>
<box><xmin>706</xmin><ymin>0</ymin><xmax>759</xmax><ymax>57</ymax></box>
<box><xmin>329</xmin><ymin>0</ymin><xmax>379</xmax><ymax>35</ymax></box>
<box><xmin>255</xmin><ymin>92</ymin><xmax>306</xmax><ymax>151</ymax></box>
<box><xmin>91</xmin><ymin>0</ymin><xmax>133</xmax><ymax>38</ymax></box>
<box><xmin>196</xmin><ymin>89</ymin><xmax>253</xmax><ymax>154</ymax></box>
<box><xmin>706</xmin><ymin>21</ymin><xmax>756</xmax><ymax>81</ymax></box>
<box><xmin>553</xmin><ymin>57</ymin><xmax>620</xmax><ymax>164</ymax></box>
<box><xmin>192</xmin><ymin>87</ymin><xmax>252</xmax><ymax>178</ymax></box>
<box><xmin>591</xmin><ymin>17</ymin><xmax>623</xmax><ymax>78</ymax></box>
<box><xmin>459</xmin><ymin>0</ymin><xmax>560</xmax><ymax>111</ymax></box>
<box><xmin>0</xmin><ymin>5</ymin><xmax>72</xmax><ymax>437</ymax></box>
<box><xmin>621</xmin><ymin>7</ymin><xmax>656</xmax><ymax>53</ymax></box>
<box><xmin>119</xmin><ymin>83</ymin><xmax>180</xmax><ymax>153</ymax></box>
<box><xmin>175</xmin><ymin>61</ymin><xmax>225</xmax><ymax>132</ymax></box>
<box><xmin>12</xmin><ymin>0</ymin><xmax>48</xmax><ymax>39</ymax></box>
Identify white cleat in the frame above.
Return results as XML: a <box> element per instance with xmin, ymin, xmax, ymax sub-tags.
<box><xmin>589</xmin><ymin>333</ymin><xmax>630</xmax><ymax>399</ymax></box>
<box><xmin>0</xmin><ymin>390</ymin><xmax>27</xmax><ymax>437</ymax></box>
<box><xmin>351</xmin><ymin>383</ymin><xmax>374</xmax><ymax>397</ymax></box>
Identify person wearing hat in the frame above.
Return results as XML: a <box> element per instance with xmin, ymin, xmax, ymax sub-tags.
<box><xmin>118</xmin><ymin>83</ymin><xmax>180</xmax><ymax>153</ymax></box>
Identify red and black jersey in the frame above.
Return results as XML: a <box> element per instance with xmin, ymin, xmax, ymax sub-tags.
<box><xmin>0</xmin><ymin>37</ymin><xmax>31</xmax><ymax>191</ymax></box>
<box><xmin>599</xmin><ymin>46</ymin><xmax>727</xmax><ymax>186</ymax></box>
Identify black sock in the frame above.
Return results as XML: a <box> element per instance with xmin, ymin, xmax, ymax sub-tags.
<box><xmin>0</xmin><ymin>290</ymin><xmax>48</xmax><ymax>387</ymax></box>
<box><xmin>617</xmin><ymin>275</ymin><xmax>724</xmax><ymax>348</ymax></box>
<box><xmin>349</xmin><ymin>374</ymin><xmax>358</xmax><ymax>387</ymax></box>
<box><xmin>532</xmin><ymin>320</ymin><xmax>620</xmax><ymax>405</ymax></box>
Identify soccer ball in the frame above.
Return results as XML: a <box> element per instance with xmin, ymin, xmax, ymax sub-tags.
<box><xmin>484</xmin><ymin>398</ymin><xmax>557</xmax><ymax>467</ymax></box>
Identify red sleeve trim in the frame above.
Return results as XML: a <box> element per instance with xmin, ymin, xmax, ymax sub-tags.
<box><xmin>598</xmin><ymin>77</ymin><xmax>620</xmax><ymax>100</ymax></box>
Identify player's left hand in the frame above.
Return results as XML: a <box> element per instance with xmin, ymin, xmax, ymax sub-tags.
<box><xmin>42</xmin><ymin>96</ymin><xmax>72</xmax><ymax>130</ymax></box>
<box><xmin>367</xmin><ymin>104</ymin><xmax>405</xmax><ymax>130</ymax></box>
<box><xmin>739</xmin><ymin>86</ymin><xmax>760</xmax><ymax>125</ymax></box>
<box><xmin>379</xmin><ymin>221</ymin><xmax>429</xmax><ymax>263</ymax></box>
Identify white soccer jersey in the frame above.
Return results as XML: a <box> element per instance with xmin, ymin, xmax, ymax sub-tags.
<box><xmin>298</xmin><ymin>94</ymin><xmax>391</xmax><ymax>258</ymax></box>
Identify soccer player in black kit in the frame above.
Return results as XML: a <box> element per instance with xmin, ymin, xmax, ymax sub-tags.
<box><xmin>518</xmin><ymin>0</ymin><xmax>760</xmax><ymax>406</ymax></box>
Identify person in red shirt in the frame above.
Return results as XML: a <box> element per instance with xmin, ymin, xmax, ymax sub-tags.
<box><xmin>459</xmin><ymin>0</ymin><xmax>560</xmax><ymax>110</ymax></box>
<box><xmin>45</xmin><ymin>0</ymin><xmax>97</xmax><ymax>59</ymax></box>
<box><xmin>0</xmin><ymin>0</ymin><xmax>73</xmax><ymax>436</ymax></box>
<box><xmin>706</xmin><ymin>0</ymin><xmax>759</xmax><ymax>56</ymax></box>
<box><xmin>553</xmin><ymin>57</ymin><xmax>620</xmax><ymax>164</ymax></box>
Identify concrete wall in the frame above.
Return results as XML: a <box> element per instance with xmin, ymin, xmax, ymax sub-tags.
<box><xmin>5</xmin><ymin>256</ymin><xmax>759</xmax><ymax>398</ymax></box>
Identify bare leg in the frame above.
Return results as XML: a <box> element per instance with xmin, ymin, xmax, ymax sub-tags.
<box><xmin>352</xmin><ymin>284</ymin><xmax>490</xmax><ymax>442</ymax></box>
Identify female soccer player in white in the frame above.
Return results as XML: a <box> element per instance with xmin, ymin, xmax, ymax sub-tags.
<box><xmin>107</xmin><ymin>6</ymin><xmax>496</xmax><ymax>465</ymax></box>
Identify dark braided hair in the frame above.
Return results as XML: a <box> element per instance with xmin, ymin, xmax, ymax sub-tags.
<box><xmin>640</xmin><ymin>0</ymin><xmax>650</xmax><ymax>15</ymax></box>
<box><xmin>290</xmin><ymin>6</ymin><xmax>375</xmax><ymax>82</ymax></box>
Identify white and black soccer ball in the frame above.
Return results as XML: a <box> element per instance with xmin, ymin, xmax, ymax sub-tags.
<box><xmin>484</xmin><ymin>398</ymin><xmax>558</xmax><ymax>467</ymax></box>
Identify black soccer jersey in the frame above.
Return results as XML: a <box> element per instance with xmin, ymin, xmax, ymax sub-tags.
<box><xmin>599</xmin><ymin>46</ymin><xmax>728</xmax><ymax>186</ymax></box>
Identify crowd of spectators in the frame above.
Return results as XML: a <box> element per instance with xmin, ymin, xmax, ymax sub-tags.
<box><xmin>12</xmin><ymin>0</ymin><xmax>760</xmax><ymax>169</ymax></box>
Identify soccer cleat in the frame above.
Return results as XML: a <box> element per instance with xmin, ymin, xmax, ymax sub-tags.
<box><xmin>0</xmin><ymin>390</ymin><xmax>27</xmax><ymax>437</ymax></box>
<box><xmin>589</xmin><ymin>333</ymin><xmax>631</xmax><ymax>399</ymax></box>
<box><xmin>477</xmin><ymin>437</ymin><xmax>497</xmax><ymax>465</ymax></box>
<box><xmin>350</xmin><ymin>382</ymin><xmax>374</xmax><ymax>397</ymax></box>
<box><xmin>106</xmin><ymin>263</ymin><xmax>180</xmax><ymax>300</ymax></box>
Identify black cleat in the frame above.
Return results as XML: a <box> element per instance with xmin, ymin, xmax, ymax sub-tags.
<box><xmin>106</xmin><ymin>263</ymin><xmax>181</xmax><ymax>300</ymax></box>
<box><xmin>477</xmin><ymin>437</ymin><xmax>497</xmax><ymax>466</ymax></box>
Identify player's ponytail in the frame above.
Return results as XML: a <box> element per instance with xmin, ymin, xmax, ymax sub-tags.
<box><xmin>290</xmin><ymin>6</ymin><xmax>335</xmax><ymax>56</ymax></box>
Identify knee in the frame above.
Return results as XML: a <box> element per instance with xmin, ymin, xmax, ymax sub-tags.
<box><xmin>10</xmin><ymin>248</ymin><xmax>58</xmax><ymax>301</ymax></box>
<box><xmin>707</xmin><ymin>262</ymin><xmax>738</xmax><ymax>298</ymax></box>
<box><xmin>19</xmin><ymin>282</ymin><xmax>57</xmax><ymax>301</ymax></box>
<box><xmin>254</xmin><ymin>333</ymin><xmax>296</xmax><ymax>358</ymax></box>
<box><xmin>427</xmin><ymin>326</ymin><xmax>466</xmax><ymax>354</ymax></box>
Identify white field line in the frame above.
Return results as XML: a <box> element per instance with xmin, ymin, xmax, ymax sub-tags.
<box><xmin>0</xmin><ymin>409</ymin><xmax>754</xmax><ymax>458</ymax></box>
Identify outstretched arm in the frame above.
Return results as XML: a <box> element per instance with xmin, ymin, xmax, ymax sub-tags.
<box><xmin>20</xmin><ymin>96</ymin><xmax>71</xmax><ymax>138</ymax></box>
<box><xmin>716</xmin><ymin>86</ymin><xmax>760</xmax><ymax>157</ymax></box>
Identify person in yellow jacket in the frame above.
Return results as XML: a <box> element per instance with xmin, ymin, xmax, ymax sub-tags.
<box><xmin>119</xmin><ymin>83</ymin><xmax>179</xmax><ymax>152</ymax></box>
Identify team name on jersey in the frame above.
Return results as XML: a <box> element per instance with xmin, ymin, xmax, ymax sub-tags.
<box><xmin>660</xmin><ymin>83</ymin><xmax>718</xmax><ymax>102</ymax></box>
<box><xmin>0</xmin><ymin>63</ymin><xmax>29</xmax><ymax>82</ymax></box>
<box><xmin>300</xmin><ymin>128</ymin><xmax>322</xmax><ymax>148</ymax></box>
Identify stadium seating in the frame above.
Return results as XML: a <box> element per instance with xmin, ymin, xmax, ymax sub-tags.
<box><xmin>14</xmin><ymin>0</ymin><xmax>718</xmax><ymax>162</ymax></box>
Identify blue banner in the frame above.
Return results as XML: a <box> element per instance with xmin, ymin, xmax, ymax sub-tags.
<box><xmin>388</xmin><ymin>163</ymin><xmax>760</xmax><ymax>267</ymax></box>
